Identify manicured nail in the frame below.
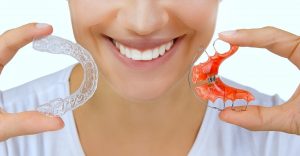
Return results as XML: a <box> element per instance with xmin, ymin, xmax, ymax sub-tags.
<box><xmin>219</xmin><ymin>30</ymin><xmax>237</xmax><ymax>36</ymax></box>
<box><xmin>36</xmin><ymin>23</ymin><xmax>50</xmax><ymax>29</ymax></box>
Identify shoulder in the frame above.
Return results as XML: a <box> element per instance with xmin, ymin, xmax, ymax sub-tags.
<box><xmin>0</xmin><ymin>64</ymin><xmax>85</xmax><ymax>156</ymax></box>
<box><xmin>0</xmin><ymin>64</ymin><xmax>77</xmax><ymax>112</ymax></box>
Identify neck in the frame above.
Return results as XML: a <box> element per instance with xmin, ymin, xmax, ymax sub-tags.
<box><xmin>70</xmin><ymin>64</ymin><xmax>207</xmax><ymax>131</ymax></box>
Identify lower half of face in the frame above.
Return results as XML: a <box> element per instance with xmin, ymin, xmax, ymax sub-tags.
<box><xmin>69</xmin><ymin>0</ymin><xmax>219</xmax><ymax>102</ymax></box>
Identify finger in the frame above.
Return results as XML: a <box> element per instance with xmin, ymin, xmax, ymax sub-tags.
<box><xmin>218</xmin><ymin>27</ymin><xmax>300</xmax><ymax>69</ymax></box>
<box><xmin>288</xmin><ymin>84</ymin><xmax>300</xmax><ymax>103</ymax></box>
<box><xmin>219</xmin><ymin>105</ymin><xmax>289</xmax><ymax>132</ymax></box>
<box><xmin>0</xmin><ymin>23</ymin><xmax>53</xmax><ymax>68</ymax></box>
<box><xmin>0</xmin><ymin>111</ymin><xmax>64</xmax><ymax>141</ymax></box>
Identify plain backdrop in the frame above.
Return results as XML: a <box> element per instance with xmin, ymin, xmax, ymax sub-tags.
<box><xmin>0</xmin><ymin>0</ymin><xmax>299</xmax><ymax>101</ymax></box>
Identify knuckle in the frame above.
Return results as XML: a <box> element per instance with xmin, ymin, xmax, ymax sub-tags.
<box><xmin>0</xmin><ymin>35</ymin><xmax>23</xmax><ymax>65</ymax></box>
<box><xmin>261</xmin><ymin>26</ymin><xmax>278</xmax><ymax>49</ymax></box>
<box><xmin>288</xmin><ymin>35</ymin><xmax>300</xmax><ymax>67</ymax></box>
<box><xmin>293</xmin><ymin>37</ymin><xmax>300</xmax><ymax>51</ymax></box>
<box><xmin>2</xmin><ymin>39</ymin><xmax>18</xmax><ymax>53</ymax></box>
<box><xmin>263</xmin><ymin>26</ymin><xmax>276</xmax><ymax>35</ymax></box>
<box><xmin>262</xmin><ymin>26</ymin><xmax>278</xmax><ymax>39</ymax></box>
<box><xmin>262</xmin><ymin>26</ymin><xmax>276</xmax><ymax>31</ymax></box>
<box><xmin>0</xmin><ymin>30</ymin><xmax>18</xmax><ymax>52</ymax></box>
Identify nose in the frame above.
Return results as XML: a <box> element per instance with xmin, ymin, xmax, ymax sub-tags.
<box><xmin>117</xmin><ymin>1</ymin><xmax>169</xmax><ymax>36</ymax></box>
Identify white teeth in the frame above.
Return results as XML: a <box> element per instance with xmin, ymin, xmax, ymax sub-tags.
<box><xmin>114</xmin><ymin>40</ymin><xmax>121</xmax><ymax>49</ymax></box>
<box><xmin>116</xmin><ymin>42</ymin><xmax>121</xmax><ymax>49</ymax></box>
<box><xmin>120</xmin><ymin>44</ymin><xmax>126</xmax><ymax>55</ymax></box>
<box><xmin>152</xmin><ymin>48</ymin><xmax>160</xmax><ymax>59</ymax></box>
<box><xmin>142</xmin><ymin>50</ymin><xmax>153</xmax><ymax>60</ymax></box>
<box><xmin>125</xmin><ymin>47</ymin><xmax>132</xmax><ymax>58</ymax></box>
<box><xmin>131</xmin><ymin>49</ymin><xmax>142</xmax><ymax>60</ymax></box>
<box><xmin>113</xmin><ymin>39</ymin><xmax>175</xmax><ymax>60</ymax></box>
<box><xmin>158</xmin><ymin>45</ymin><xmax>166</xmax><ymax>56</ymax></box>
<box><xmin>166</xmin><ymin>40</ymin><xmax>173</xmax><ymax>50</ymax></box>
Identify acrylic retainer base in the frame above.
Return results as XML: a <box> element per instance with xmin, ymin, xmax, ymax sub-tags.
<box><xmin>188</xmin><ymin>41</ymin><xmax>254</xmax><ymax>111</ymax></box>
<box><xmin>32</xmin><ymin>35</ymin><xmax>98</xmax><ymax>116</ymax></box>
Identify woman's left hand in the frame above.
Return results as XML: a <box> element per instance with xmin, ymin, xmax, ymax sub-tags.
<box><xmin>218</xmin><ymin>26</ymin><xmax>300</xmax><ymax>135</ymax></box>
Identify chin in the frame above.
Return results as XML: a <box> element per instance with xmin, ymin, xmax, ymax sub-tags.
<box><xmin>115</xmin><ymin>82</ymin><xmax>172</xmax><ymax>103</ymax></box>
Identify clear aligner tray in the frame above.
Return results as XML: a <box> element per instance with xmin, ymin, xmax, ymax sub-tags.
<box><xmin>33</xmin><ymin>35</ymin><xmax>98</xmax><ymax>116</ymax></box>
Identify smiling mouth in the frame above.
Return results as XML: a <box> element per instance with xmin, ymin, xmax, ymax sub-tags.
<box><xmin>105</xmin><ymin>36</ymin><xmax>180</xmax><ymax>61</ymax></box>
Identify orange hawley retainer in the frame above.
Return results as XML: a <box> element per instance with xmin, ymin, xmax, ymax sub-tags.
<box><xmin>190</xmin><ymin>39</ymin><xmax>255</xmax><ymax>111</ymax></box>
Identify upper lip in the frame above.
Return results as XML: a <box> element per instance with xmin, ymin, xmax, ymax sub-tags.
<box><xmin>104</xmin><ymin>35</ymin><xmax>183</xmax><ymax>51</ymax></box>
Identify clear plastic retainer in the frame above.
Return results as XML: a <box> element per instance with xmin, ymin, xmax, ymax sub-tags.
<box><xmin>32</xmin><ymin>35</ymin><xmax>99</xmax><ymax>116</ymax></box>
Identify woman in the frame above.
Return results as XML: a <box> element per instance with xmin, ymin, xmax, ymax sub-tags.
<box><xmin>0</xmin><ymin>0</ymin><xmax>299</xmax><ymax>155</ymax></box>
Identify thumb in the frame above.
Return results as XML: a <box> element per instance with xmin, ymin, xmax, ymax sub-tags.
<box><xmin>218</xmin><ymin>105</ymin><xmax>287</xmax><ymax>132</ymax></box>
<box><xmin>0</xmin><ymin>111</ymin><xmax>64</xmax><ymax>141</ymax></box>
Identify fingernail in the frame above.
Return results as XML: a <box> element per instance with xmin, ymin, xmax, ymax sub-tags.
<box><xmin>219</xmin><ymin>30</ymin><xmax>237</xmax><ymax>36</ymax></box>
<box><xmin>36</xmin><ymin>23</ymin><xmax>50</xmax><ymax>29</ymax></box>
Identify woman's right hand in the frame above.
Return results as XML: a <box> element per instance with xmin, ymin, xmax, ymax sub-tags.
<box><xmin>0</xmin><ymin>23</ymin><xmax>64</xmax><ymax>141</ymax></box>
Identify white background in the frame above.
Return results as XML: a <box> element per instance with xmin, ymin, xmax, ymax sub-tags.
<box><xmin>0</xmin><ymin>0</ymin><xmax>299</xmax><ymax>101</ymax></box>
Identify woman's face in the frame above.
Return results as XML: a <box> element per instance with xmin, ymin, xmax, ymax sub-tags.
<box><xmin>68</xmin><ymin>0</ymin><xmax>219</xmax><ymax>102</ymax></box>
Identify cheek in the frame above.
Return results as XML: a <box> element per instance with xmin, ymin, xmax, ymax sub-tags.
<box><xmin>169</xmin><ymin>1</ymin><xmax>219</xmax><ymax>34</ymax></box>
<box><xmin>69</xmin><ymin>0</ymin><xmax>119</xmax><ymax>69</ymax></box>
<box><xmin>70</xmin><ymin>0</ymin><xmax>116</xmax><ymax>25</ymax></box>
<box><xmin>172</xmin><ymin>1</ymin><xmax>219</xmax><ymax>57</ymax></box>
<box><xmin>69</xmin><ymin>0</ymin><xmax>119</xmax><ymax>42</ymax></box>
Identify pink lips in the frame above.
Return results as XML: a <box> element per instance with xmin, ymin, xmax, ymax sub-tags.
<box><xmin>112</xmin><ymin>37</ymin><xmax>175</xmax><ymax>52</ymax></box>
<box><xmin>103</xmin><ymin>35</ymin><xmax>185</xmax><ymax>71</ymax></box>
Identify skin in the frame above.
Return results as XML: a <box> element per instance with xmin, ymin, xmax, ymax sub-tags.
<box><xmin>0</xmin><ymin>1</ymin><xmax>299</xmax><ymax>156</ymax></box>
<box><xmin>68</xmin><ymin>0</ymin><xmax>217</xmax><ymax>155</ymax></box>
<box><xmin>218</xmin><ymin>27</ymin><xmax>300</xmax><ymax>134</ymax></box>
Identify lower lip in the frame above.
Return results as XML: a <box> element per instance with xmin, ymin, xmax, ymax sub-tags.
<box><xmin>103</xmin><ymin>35</ymin><xmax>184</xmax><ymax>71</ymax></box>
